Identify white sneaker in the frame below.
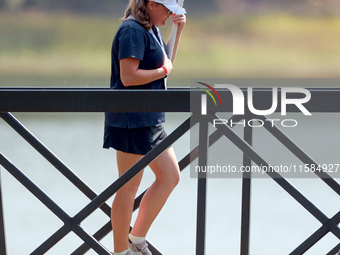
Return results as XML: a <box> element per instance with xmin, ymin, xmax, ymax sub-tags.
<box><xmin>129</xmin><ymin>239</ymin><xmax>152</xmax><ymax>255</ymax></box>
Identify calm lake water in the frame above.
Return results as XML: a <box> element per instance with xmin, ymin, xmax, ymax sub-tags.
<box><xmin>1</xmin><ymin>112</ymin><xmax>340</xmax><ymax>254</ymax></box>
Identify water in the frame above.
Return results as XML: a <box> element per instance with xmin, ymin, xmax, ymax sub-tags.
<box><xmin>0</xmin><ymin>112</ymin><xmax>339</xmax><ymax>254</ymax></box>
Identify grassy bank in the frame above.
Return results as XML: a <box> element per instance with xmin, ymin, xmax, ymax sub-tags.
<box><xmin>1</xmin><ymin>11</ymin><xmax>340</xmax><ymax>86</ymax></box>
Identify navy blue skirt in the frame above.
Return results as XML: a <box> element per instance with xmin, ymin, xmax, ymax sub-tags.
<box><xmin>103</xmin><ymin>125</ymin><xmax>167</xmax><ymax>155</ymax></box>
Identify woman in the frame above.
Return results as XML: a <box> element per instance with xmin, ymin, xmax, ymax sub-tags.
<box><xmin>103</xmin><ymin>1</ymin><xmax>186</xmax><ymax>255</ymax></box>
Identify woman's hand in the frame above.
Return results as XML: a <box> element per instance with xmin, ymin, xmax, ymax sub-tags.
<box><xmin>172</xmin><ymin>13</ymin><xmax>186</xmax><ymax>34</ymax></box>
<box><xmin>163</xmin><ymin>55</ymin><xmax>173</xmax><ymax>74</ymax></box>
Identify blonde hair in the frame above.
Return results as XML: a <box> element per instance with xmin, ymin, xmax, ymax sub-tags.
<box><xmin>123</xmin><ymin>0</ymin><xmax>152</xmax><ymax>30</ymax></box>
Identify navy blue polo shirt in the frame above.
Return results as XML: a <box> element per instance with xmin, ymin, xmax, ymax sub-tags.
<box><xmin>105</xmin><ymin>18</ymin><xmax>168</xmax><ymax>128</ymax></box>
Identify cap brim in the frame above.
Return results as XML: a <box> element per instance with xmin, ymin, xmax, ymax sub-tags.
<box><xmin>164</xmin><ymin>4</ymin><xmax>186</xmax><ymax>15</ymax></box>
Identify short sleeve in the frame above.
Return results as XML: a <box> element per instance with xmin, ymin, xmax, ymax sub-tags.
<box><xmin>118</xmin><ymin>27</ymin><xmax>146</xmax><ymax>61</ymax></box>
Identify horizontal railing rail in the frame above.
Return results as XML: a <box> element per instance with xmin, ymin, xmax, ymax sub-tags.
<box><xmin>1</xmin><ymin>88</ymin><xmax>340</xmax><ymax>113</ymax></box>
<box><xmin>0</xmin><ymin>88</ymin><xmax>339</xmax><ymax>255</ymax></box>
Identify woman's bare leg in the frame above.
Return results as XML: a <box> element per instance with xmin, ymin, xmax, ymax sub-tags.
<box><xmin>111</xmin><ymin>151</ymin><xmax>144</xmax><ymax>253</ymax></box>
<box><xmin>130</xmin><ymin>147</ymin><xmax>180</xmax><ymax>237</ymax></box>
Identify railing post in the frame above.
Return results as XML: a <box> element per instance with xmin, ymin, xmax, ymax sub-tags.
<box><xmin>0</xmin><ymin>167</ymin><xmax>7</xmax><ymax>255</ymax></box>
<box><xmin>240</xmin><ymin>116</ymin><xmax>253</xmax><ymax>255</ymax></box>
<box><xmin>196</xmin><ymin>114</ymin><xmax>209</xmax><ymax>255</ymax></box>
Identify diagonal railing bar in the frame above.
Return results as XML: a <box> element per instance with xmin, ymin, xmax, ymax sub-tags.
<box><xmin>0</xmin><ymin>154</ymin><xmax>72</xmax><ymax>224</ymax></box>
<box><xmin>0</xmin><ymin>154</ymin><xmax>80</xmax><ymax>254</ymax></box>
<box><xmin>209</xmin><ymin>113</ymin><xmax>338</xmax><ymax>254</ymax></box>
<box><xmin>0</xmin><ymin>153</ymin><xmax>112</xmax><ymax>254</ymax></box>
<box><xmin>258</xmin><ymin>115</ymin><xmax>340</xmax><ymax>195</ymax></box>
<box><xmin>0</xmin><ymin>112</ymin><xmax>111</xmax><ymax>217</ymax></box>
<box><xmin>291</xmin><ymin>211</ymin><xmax>340</xmax><ymax>255</ymax></box>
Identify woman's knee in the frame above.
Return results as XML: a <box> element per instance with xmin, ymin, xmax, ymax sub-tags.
<box><xmin>159</xmin><ymin>165</ymin><xmax>180</xmax><ymax>189</ymax></box>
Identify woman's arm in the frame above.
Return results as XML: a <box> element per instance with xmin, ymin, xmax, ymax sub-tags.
<box><xmin>167</xmin><ymin>14</ymin><xmax>186</xmax><ymax>63</ymax></box>
<box><xmin>120</xmin><ymin>56</ymin><xmax>173</xmax><ymax>87</ymax></box>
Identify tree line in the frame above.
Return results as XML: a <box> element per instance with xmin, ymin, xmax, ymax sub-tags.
<box><xmin>1</xmin><ymin>0</ymin><xmax>337</xmax><ymax>15</ymax></box>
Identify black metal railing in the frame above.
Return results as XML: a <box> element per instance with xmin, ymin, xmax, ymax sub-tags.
<box><xmin>0</xmin><ymin>88</ymin><xmax>339</xmax><ymax>255</ymax></box>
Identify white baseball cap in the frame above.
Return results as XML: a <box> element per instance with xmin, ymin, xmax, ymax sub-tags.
<box><xmin>153</xmin><ymin>0</ymin><xmax>186</xmax><ymax>15</ymax></box>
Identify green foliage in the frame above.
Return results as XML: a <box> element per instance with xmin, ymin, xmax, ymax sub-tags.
<box><xmin>0</xmin><ymin>10</ymin><xmax>340</xmax><ymax>83</ymax></box>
